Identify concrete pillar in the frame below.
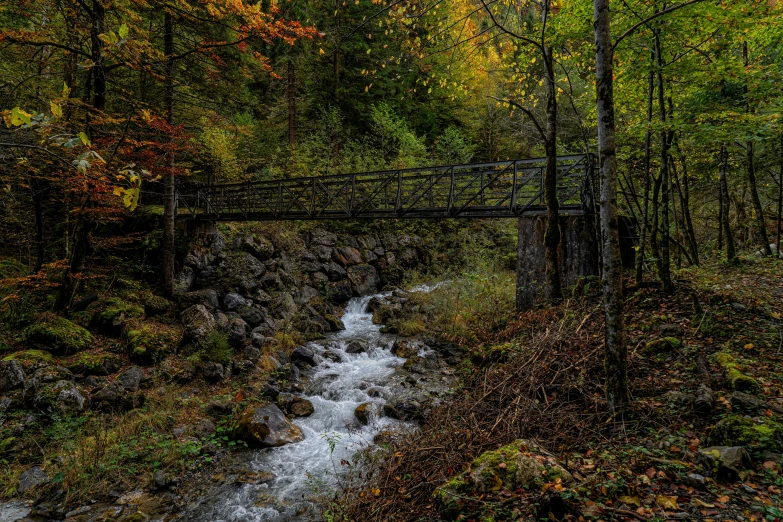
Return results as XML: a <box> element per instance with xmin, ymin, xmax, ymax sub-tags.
<box><xmin>516</xmin><ymin>215</ymin><xmax>599</xmax><ymax>310</ymax></box>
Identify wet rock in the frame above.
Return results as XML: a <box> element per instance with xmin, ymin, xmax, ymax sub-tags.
<box><xmin>119</xmin><ymin>366</ymin><xmax>144</xmax><ymax>392</ymax></box>
<box><xmin>234</xmin><ymin>471</ymin><xmax>274</xmax><ymax>485</ymax></box>
<box><xmin>287</xmin><ymin>397</ymin><xmax>315</xmax><ymax>418</ymax></box>
<box><xmin>18</xmin><ymin>466</ymin><xmax>49</xmax><ymax>493</ymax></box>
<box><xmin>181</xmin><ymin>305</ymin><xmax>216</xmax><ymax>342</ymax></box>
<box><xmin>347</xmin><ymin>264</ymin><xmax>380</xmax><ymax>296</ymax></box>
<box><xmin>345</xmin><ymin>340</ymin><xmax>368</xmax><ymax>354</ymax></box>
<box><xmin>355</xmin><ymin>402</ymin><xmax>376</xmax><ymax>425</ymax></box>
<box><xmin>391</xmin><ymin>340</ymin><xmax>419</xmax><ymax>358</ymax></box>
<box><xmin>328</xmin><ymin>281</ymin><xmax>353</xmax><ymax>303</ymax></box>
<box><xmin>223</xmin><ymin>292</ymin><xmax>247</xmax><ymax>312</ymax></box>
<box><xmin>383</xmin><ymin>400</ymin><xmax>423</xmax><ymax>422</ymax></box>
<box><xmin>202</xmin><ymin>362</ymin><xmax>224</xmax><ymax>382</ymax></box>
<box><xmin>324</xmin><ymin>314</ymin><xmax>346</xmax><ymax>331</ymax></box>
<box><xmin>179</xmin><ymin>289</ymin><xmax>220</xmax><ymax>311</ymax></box>
<box><xmin>233</xmin><ymin>404</ymin><xmax>304</xmax><ymax>448</ymax></box>
<box><xmin>367</xmin><ymin>388</ymin><xmax>383</xmax><ymax>398</ymax></box>
<box><xmin>0</xmin><ymin>360</ymin><xmax>25</xmax><ymax>391</ymax></box>
<box><xmin>290</xmin><ymin>346</ymin><xmax>316</xmax><ymax>367</ymax></box>
<box><xmin>323</xmin><ymin>350</ymin><xmax>342</xmax><ymax>363</ymax></box>
<box><xmin>698</xmin><ymin>446</ymin><xmax>751</xmax><ymax>480</ymax></box>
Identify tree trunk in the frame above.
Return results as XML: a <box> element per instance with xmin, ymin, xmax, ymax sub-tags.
<box><xmin>543</xmin><ymin>44</ymin><xmax>562</xmax><ymax>303</ymax></box>
<box><xmin>32</xmin><ymin>177</ymin><xmax>45</xmax><ymax>273</ymax></box>
<box><xmin>720</xmin><ymin>145</ymin><xmax>736</xmax><ymax>262</ymax></box>
<box><xmin>743</xmin><ymin>42</ymin><xmax>771</xmax><ymax>255</ymax></box>
<box><xmin>635</xmin><ymin>65</ymin><xmax>655</xmax><ymax>284</ymax></box>
<box><xmin>162</xmin><ymin>12</ymin><xmax>176</xmax><ymax>297</ymax></box>
<box><xmin>90</xmin><ymin>0</ymin><xmax>106</xmax><ymax>112</ymax></box>
<box><xmin>288</xmin><ymin>60</ymin><xmax>296</xmax><ymax>148</ymax></box>
<box><xmin>718</xmin><ymin>181</ymin><xmax>723</xmax><ymax>250</ymax></box>
<box><xmin>778</xmin><ymin>133</ymin><xmax>782</xmax><ymax>253</ymax></box>
<box><xmin>673</xmin><ymin>141</ymin><xmax>699</xmax><ymax>264</ymax></box>
<box><xmin>594</xmin><ymin>0</ymin><xmax>628</xmax><ymax>414</ymax></box>
<box><xmin>54</xmin><ymin>201</ymin><xmax>93</xmax><ymax>312</ymax></box>
<box><xmin>654</xmin><ymin>30</ymin><xmax>673</xmax><ymax>293</ymax></box>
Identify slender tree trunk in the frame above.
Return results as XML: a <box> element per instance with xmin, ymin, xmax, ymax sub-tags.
<box><xmin>54</xmin><ymin>200</ymin><xmax>93</xmax><ymax>312</ymax></box>
<box><xmin>288</xmin><ymin>60</ymin><xmax>296</xmax><ymax>148</ymax></box>
<box><xmin>90</xmin><ymin>0</ymin><xmax>106</xmax><ymax>112</ymax></box>
<box><xmin>650</xmin><ymin>170</ymin><xmax>662</xmax><ymax>277</ymax></box>
<box><xmin>31</xmin><ymin>177</ymin><xmax>44</xmax><ymax>272</ymax></box>
<box><xmin>543</xmin><ymin>45</ymin><xmax>562</xmax><ymax>303</ymax></box>
<box><xmin>594</xmin><ymin>0</ymin><xmax>628</xmax><ymax>414</ymax></box>
<box><xmin>654</xmin><ymin>30</ymin><xmax>673</xmax><ymax>293</ymax></box>
<box><xmin>778</xmin><ymin>133</ymin><xmax>782</xmax><ymax>254</ymax></box>
<box><xmin>674</xmin><ymin>141</ymin><xmax>699</xmax><ymax>264</ymax></box>
<box><xmin>720</xmin><ymin>145</ymin><xmax>736</xmax><ymax>262</ymax></box>
<box><xmin>635</xmin><ymin>65</ymin><xmax>655</xmax><ymax>284</ymax></box>
<box><xmin>162</xmin><ymin>12</ymin><xmax>176</xmax><ymax>297</ymax></box>
<box><xmin>743</xmin><ymin>42</ymin><xmax>771</xmax><ymax>255</ymax></box>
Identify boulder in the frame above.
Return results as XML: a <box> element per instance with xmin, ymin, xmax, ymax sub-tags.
<box><xmin>144</xmin><ymin>295</ymin><xmax>171</xmax><ymax>317</ymax></box>
<box><xmin>92</xmin><ymin>381</ymin><xmax>145</xmax><ymax>412</ymax></box>
<box><xmin>18</xmin><ymin>466</ymin><xmax>48</xmax><ymax>494</ymax></box>
<box><xmin>310</xmin><ymin>228</ymin><xmax>338</xmax><ymax>247</ymax></box>
<box><xmin>641</xmin><ymin>336</ymin><xmax>682</xmax><ymax>355</ymax></box>
<box><xmin>195</xmin><ymin>418</ymin><xmax>216</xmax><ymax>439</ymax></box>
<box><xmin>174</xmin><ymin>266</ymin><xmax>195</xmax><ymax>294</ymax></box>
<box><xmin>272</xmin><ymin>293</ymin><xmax>297</xmax><ymax>319</ymax></box>
<box><xmin>118</xmin><ymin>366</ymin><xmax>144</xmax><ymax>392</ymax></box>
<box><xmin>125</xmin><ymin>323</ymin><xmax>181</xmax><ymax>363</ymax></box>
<box><xmin>205</xmin><ymin>400</ymin><xmax>234</xmax><ymax>417</ymax></box>
<box><xmin>396</xmin><ymin>247</ymin><xmax>419</xmax><ymax>268</ymax></box>
<box><xmin>87</xmin><ymin>298</ymin><xmax>145</xmax><ymax>336</ymax></box>
<box><xmin>241</xmin><ymin>307</ymin><xmax>267</xmax><ymax>328</ymax></box>
<box><xmin>434</xmin><ymin>440</ymin><xmax>572</xmax><ymax>516</ymax></box>
<box><xmin>35</xmin><ymin>380</ymin><xmax>86</xmax><ymax>412</ymax></box>
<box><xmin>328</xmin><ymin>281</ymin><xmax>353</xmax><ymax>303</ymax></box>
<box><xmin>234</xmin><ymin>404</ymin><xmax>304</xmax><ymax>448</ymax></box>
<box><xmin>383</xmin><ymin>400</ymin><xmax>423</xmax><ymax>422</ymax></box>
<box><xmin>355</xmin><ymin>402</ymin><xmax>376</xmax><ymax>425</ymax></box>
<box><xmin>323</xmin><ymin>262</ymin><xmax>348</xmax><ymax>282</ymax></box>
<box><xmin>227</xmin><ymin>317</ymin><xmax>247</xmax><ymax>347</ymax></box>
<box><xmin>25</xmin><ymin>313</ymin><xmax>94</xmax><ymax>355</ymax></box>
<box><xmin>181</xmin><ymin>305</ymin><xmax>216</xmax><ymax>342</ymax></box>
<box><xmin>333</xmin><ymin>246</ymin><xmax>363</xmax><ymax>266</ymax></box>
<box><xmin>324</xmin><ymin>314</ymin><xmax>346</xmax><ymax>331</ymax></box>
<box><xmin>697</xmin><ymin>446</ymin><xmax>752</xmax><ymax>480</ymax></box>
<box><xmin>223</xmin><ymin>292</ymin><xmax>247</xmax><ymax>312</ymax></box>
<box><xmin>179</xmin><ymin>289</ymin><xmax>220</xmax><ymax>311</ymax></box>
<box><xmin>2</xmin><ymin>350</ymin><xmax>54</xmax><ymax>369</ymax></box>
<box><xmin>239</xmin><ymin>235</ymin><xmax>274</xmax><ymax>261</ymax></box>
<box><xmin>66</xmin><ymin>353</ymin><xmax>121</xmax><ymax>376</ymax></box>
<box><xmin>391</xmin><ymin>340</ymin><xmax>419</xmax><ymax>359</ymax></box>
<box><xmin>312</xmin><ymin>245</ymin><xmax>333</xmax><ymax>262</ymax></box>
<box><xmin>345</xmin><ymin>340</ymin><xmax>368</xmax><ymax>354</ymax></box>
<box><xmin>287</xmin><ymin>397</ymin><xmax>315</xmax><ymax>418</ymax></box>
<box><xmin>0</xmin><ymin>360</ymin><xmax>25</xmax><ymax>391</ymax></box>
<box><xmin>298</xmin><ymin>285</ymin><xmax>320</xmax><ymax>305</ymax></box>
<box><xmin>311</xmin><ymin>272</ymin><xmax>329</xmax><ymax>286</ymax></box>
<box><xmin>202</xmin><ymin>362</ymin><xmax>225</xmax><ymax>382</ymax></box>
<box><xmin>706</xmin><ymin>415</ymin><xmax>783</xmax><ymax>452</ymax></box>
<box><xmin>290</xmin><ymin>346</ymin><xmax>316</xmax><ymax>367</ymax></box>
<box><xmin>731</xmin><ymin>391</ymin><xmax>783</xmax><ymax>414</ymax></box>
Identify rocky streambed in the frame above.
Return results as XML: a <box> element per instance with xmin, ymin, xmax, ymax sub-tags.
<box><xmin>175</xmin><ymin>286</ymin><xmax>458</xmax><ymax>521</ymax></box>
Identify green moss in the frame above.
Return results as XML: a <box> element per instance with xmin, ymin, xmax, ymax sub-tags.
<box><xmin>707</xmin><ymin>415</ymin><xmax>783</xmax><ymax>452</ymax></box>
<box><xmin>87</xmin><ymin>297</ymin><xmax>145</xmax><ymax>335</ymax></box>
<box><xmin>125</xmin><ymin>323</ymin><xmax>181</xmax><ymax>363</ymax></box>
<box><xmin>66</xmin><ymin>352</ymin><xmax>121</xmax><ymax>376</ymax></box>
<box><xmin>402</xmin><ymin>355</ymin><xmax>423</xmax><ymax>370</ymax></box>
<box><xmin>144</xmin><ymin>295</ymin><xmax>170</xmax><ymax>316</ymax></box>
<box><xmin>24</xmin><ymin>313</ymin><xmax>94</xmax><ymax>355</ymax></box>
<box><xmin>185</xmin><ymin>329</ymin><xmax>232</xmax><ymax>366</ymax></box>
<box><xmin>715</xmin><ymin>352</ymin><xmax>761</xmax><ymax>393</ymax></box>
<box><xmin>642</xmin><ymin>337</ymin><xmax>682</xmax><ymax>355</ymax></box>
<box><xmin>2</xmin><ymin>349</ymin><xmax>54</xmax><ymax>366</ymax></box>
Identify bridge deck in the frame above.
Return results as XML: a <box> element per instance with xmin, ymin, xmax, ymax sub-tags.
<box><xmin>174</xmin><ymin>154</ymin><xmax>594</xmax><ymax>221</ymax></box>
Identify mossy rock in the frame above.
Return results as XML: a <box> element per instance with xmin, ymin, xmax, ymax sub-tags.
<box><xmin>24</xmin><ymin>313</ymin><xmax>94</xmax><ymax>355</ymax></box>
<box><xmin>716</xmin><ymin>352</ymin><xmax>761</xmax><ymax>393</ymax></box>
<box><xmin>642</xmin><ymin>337</ymin><xmax>682</xmax><ymax>356</ymax></box>
<box><xmin>66</xmin><ymin>352</ymin><xmax>122</xmax><ymax>376</ymax></box>
<box><xmin>144</xmin><ymin>295</ymin><xmax>171</xmax><ymax>317</ymax></box>
<box><xmin>87</xmin><ymin>297</ymin><xmax>145</xmax><ymax>336</ymax></box>
<box><xmin>706</xmin><ymin>415</ymin><xmax>783</xmax><ymax>452</ymax></box>
<box><xmin>125</xmin><ymin>323</ymin><xmax>181</xmax><ymax>364</ymax></box>
<box><xmin>2</xmin><ymin>349</ymin><xmax>54</xmax><ymax>367</ymax></box>
<box><xmin>434</xmin><ymin>440</ymin><xmax>572</xmax><ymax>516</ymax></box>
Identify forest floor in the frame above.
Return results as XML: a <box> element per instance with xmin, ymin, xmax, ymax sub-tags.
<box><xmin>335</xmin><ymin>255</ymin><xmax>783</xmax><ymax>522</ymax></box>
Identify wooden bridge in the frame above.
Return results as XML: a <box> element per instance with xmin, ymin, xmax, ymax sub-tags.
<box><xmin>174</xmin><ymin>154</ymin><xmax>595</xmax><ymax>221</ymax></box>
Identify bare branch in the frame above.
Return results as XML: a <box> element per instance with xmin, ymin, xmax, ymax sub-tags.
<box><xmin>614</xmin><ymin>0</ymin><xmax>707</xmax><ymax>50</ymax></box>
<box><xmin>487</xmin><ymin>96</ymin><xmax>546</xmax><ymax>142</ymax></box>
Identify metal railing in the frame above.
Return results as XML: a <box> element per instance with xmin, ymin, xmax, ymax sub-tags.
<box><xmin>174</xmin><ymin>154</ymin><xmax>595</xmax><ymax>221</ymax></box>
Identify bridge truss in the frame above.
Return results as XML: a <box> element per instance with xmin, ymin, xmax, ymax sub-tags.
<box><xmin>174</xmin><ymin>154</ymin><xmax>595</xmax><ymax>221</ymax></box>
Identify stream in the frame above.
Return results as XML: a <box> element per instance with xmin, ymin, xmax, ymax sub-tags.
<box><xmin>182</xmin><ymin>290</ymin><xmax>428</xmax><ymax>521</ymax></box>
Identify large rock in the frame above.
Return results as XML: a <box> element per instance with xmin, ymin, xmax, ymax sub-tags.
<box><xmin>310</xmin><ymin>228</ymin><xmax>338</xmax><ymax>246</ymax></box>
<box><xmin>223</xmin><ymin>292</ymin><xmax>247</xmax><ymax>312</ymax></box>
<box><xmin>66</xmin><ymin>353</ymin><xmax>121</xmax><ymax>376</ymax></box>
<box><xmin>272</xmin><ymin>293</ymin><xmax>297</xmax><ymax>319</ymax></box>
<box><xmin>234</xmin><ymin>404</ymin><xmax>304</xmax><ymax>448</ymax></box>
<box><xmin>34</xmin><ymin>380</ymin><xmax>86</xmax><ymax>412</ymax></box>
<box><xmin>290</xmin><ymin>346</ymin><xmax>316</xmax><ymax>367</ymax></box>
<box><xmin>260</xmin><ymin>273</ymin><xmax>283</xmax><ymax>290</ymax></box>
<box><xmin>333</xmin><ymin>246</ymin><xmax>363</xmax><ymax>266</ymax></box>
<box><xmin>238</xmin><ymin>235</ymin><xmax>274</xmax><ymax>261</ymax></box>
<box><xmin>92</xmin><ymin>381</ymin><xmax>145</xmax><ymax>412</ymax></box>
<box><xmin>181</xmin><ymin>305</ymin><xmax>216</xmax><ymax>342</ymax></box>
<box><xmin>86</xmin><ymin>298</ymin><xmax>145</xmax><ymax>336</ymax></box>
<box><xmin>227</xmin><ymin>317</ymin><xmax>247</xmax><ymax>347</ymax></box>
<box><xmin>118</xmin><ymin>366</ymin><xmax>144</xmax><ymax>392</ymax></box>
<box><xmin>323</xmin><ymin>262</ymin><xmax>347</xmax><ymax>282</ymax></box>
<box><xmin>347</xmin><ymin>264</ymin><xmax>380</xmax><ymax>296</ymax></box>
<box><xmin>706</xmin><ymin>415</ymin><xmax>783</xmax><ymax>452</ymax></box>
<box><xmin>283</xmin><ymin>396</ymin><xmax>315</xmax><ymax>418</ymax></box>
<box><xmin>18</xmin><ymin>466</ymin><xmax>48</xmax><ymax>493</ymax></box>
<box><xmin>697</xmin><ymin>446</ymin><xmax>751</xmax><ymax>480</ymax></box>
<box><xmin>241</xmin><ymin>307</ymin><xmax>267</xmax><ymax>328</ymax></box>
<box><xmin>24</xmin><ymin>313</ymin><xmax>94</xmax><ymax>355</ymax></box>
<box><xmin>731</xmin><ymin>391</ymin><xmax>783</xmax><ymax>414</ymax></box>
<box><xmin>0</xmin><ymin>360</ymin><xmax>25</xmax><ymax>391</ymax></box>
<box><xmin>434</xmin><ymin>440</ymin><xmax>573</xmax><ymax>516</ymax></box>
<box><xmin>125</xmin><ymin>323</ymin><xmax>181</xmax><ymax>363</ymax></box>
<box><xmin>329</xmin><ymin>281</ymin><xmax>353</xmax><ymax>303</ymax></box>
<box><xmin>345</xmin><ymin>340</ymin><xmax>368</xmax><ymax>354</ymax></box>
<box><xmin>355</xmin><ymin>402</ymin><xmax>376</xmax><ymax>425</ymax></box>
<box><xmin>179</xmin><ymin>289</ymin><xmax>220</xmax><ymax>311</ymax></box>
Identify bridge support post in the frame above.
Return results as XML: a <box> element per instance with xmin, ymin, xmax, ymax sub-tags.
<box><xmin>516</xmin><ymin>215</ymin><xmax>599</xmax><ymax>310</ymax></box>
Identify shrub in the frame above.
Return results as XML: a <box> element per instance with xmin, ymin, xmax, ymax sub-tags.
<box><xmin>187</xmin><ymin>329</ymin><xmax>232</xmax><ymax>366</ymax></box>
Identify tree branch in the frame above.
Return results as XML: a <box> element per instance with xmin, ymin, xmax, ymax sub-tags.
<box><xmin>479</xmin><ymin>0</ymin><xmax>544</xmax><ymax>53</ymax></box>
<box><xmin>613</xmin><ymin>0</ymin><xmax>707</xmax><ymax>50</ymax></box>
<box><xmin>487</xmin><ymin>96</ymin><xmax>546</xmax><ymax>142</ymax></box>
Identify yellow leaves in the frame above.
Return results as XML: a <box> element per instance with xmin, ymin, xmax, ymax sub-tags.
<box><xmin>656</xmin><ymin>494</ymin><xmax>679</xmax><ymax>510</ymax></box>
<box><xmin>114</xmin><ymin>172</ymin><xmax>142</xmax><ymax>212</ymax></box>
<box><xmin>4</xmin><ymin>107</ymin><xmax>33</xmax><ymax>127</ymax></box>
<box><xmin>77</xmin><ymin>132</ymin><xmax>91</xmax><ymax>147</ymax></box>
<box><xmin>716</xmin><ymin>495</ymin><xmax>730</xmax><ymax>503</ymax></box>
<box><xmin>62</xmin><ymin>83</ymin><xmax>71</xmax><ymax>99</ymax></box>
<box><xmin>692</xmin><ymin>498</ymin><xmax>715</xmax><ymax>508</ymax></box>
<box><xmin>140</xmin><ymin>109</ymin><xmax>152</xmax><ymax>123</ymax></box>
<box><xmin>618</xmin><ymin>495</ymin><xmax>641</xmax><ymax>507</ymax></box>
<box><xmin>744</xmin><ymin>343</ymin><xmax>754</xmax><ymax>350</ymax></box>
<box><xmin>366</xmin><ymin>48</ymin><xmax>371</xmax><ymax>54</ymax></box>
<box><xmin>50</xmin><ymin>101</ymin><xmax>63</xmax><ymax>120</ymax></box>
<box><xmin>319</xmin><ymin>48</ymin><xmax>325</xmax><ymax>55</ymax></box>
<box><xmin>372</xmin><ymin>488</ymin><xmax>380</xmax><ymax>497</ymax></box>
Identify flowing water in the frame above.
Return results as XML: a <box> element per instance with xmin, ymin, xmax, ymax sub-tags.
<box><xmin>183</xmin><ymin>292</ymin><xmax>420</xmax><ymax>521</ymax></box>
